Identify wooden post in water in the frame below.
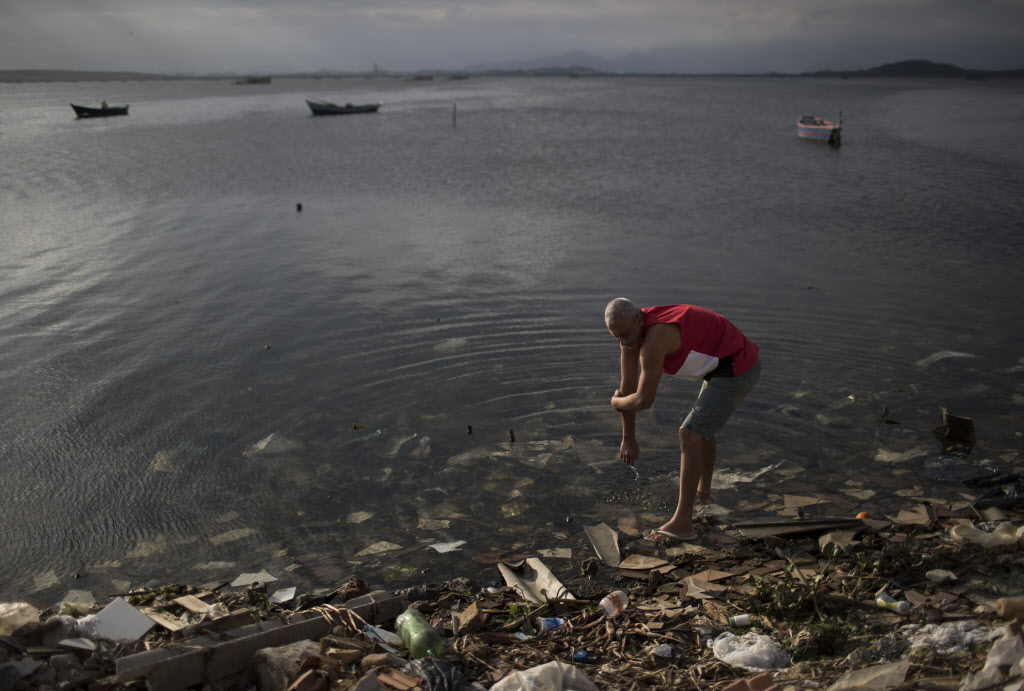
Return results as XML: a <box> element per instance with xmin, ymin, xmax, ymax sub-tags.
<box><xmin>453</xmin><ymin>103</ymin><xmax>457</xmax><ymax>127</ymax></box>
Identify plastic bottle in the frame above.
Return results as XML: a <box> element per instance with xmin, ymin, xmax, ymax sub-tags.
<box><xmin>599</xmin><ymin>590</ymin><xmax>629</xmax><ymax>617</ymax></box>
<box><xmin>875</xmin><ymin>593</ymin><xmax>911</xmax><ymax>615</ymax></box>
<box><xmin>395</xmin><ymin>608</ymin><xmax>442</xmax><ymax>658</ymax></box>
<box><xmin>728</xmin><ymin>614</ymin><xmax>752</xmax><ymax>627</ymax></box>
<box><xmin>534</xmin><ymin>617</ymin><xmax>566</xmax><ymax>634</ymax></box>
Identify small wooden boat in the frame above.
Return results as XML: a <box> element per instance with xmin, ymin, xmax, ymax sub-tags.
<box><xmin>797</xmin><ymin>113</ymin><xmax>841</xmax><ymax>146</ymax></box>
<box><xmin>71</xmin><ymin>103</ymin><xmax>129</xmax><ymax>118</ymax></box>
<box><xmin>306</xmin><ymin>98</ymin><xmax>382</xmax><ymax>116</ymax></box>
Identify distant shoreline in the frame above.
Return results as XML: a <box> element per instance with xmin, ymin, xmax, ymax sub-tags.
<box><xmin>3</xmin><ymin>60</ymin><xmax>1023</xmax><ymax>84</ymax></box>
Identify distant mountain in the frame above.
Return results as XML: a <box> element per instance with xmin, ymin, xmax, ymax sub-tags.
<box><xmin>464</xmin><ymin>51</ymin><xmax>617</xmax><ymax>74</ymax></box>
<box><xmin>805</xmin><ymin>59</ymin><xmax>1024</xmax><ymax>78</ymax></box>
<box><xmin>0</xmin><ymin>69</ymin><xmax>176</xmax><ymax>82</ymax></box>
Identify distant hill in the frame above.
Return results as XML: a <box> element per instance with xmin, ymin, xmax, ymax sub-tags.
<box><xmin>3</xmin><ymin>58</ymin><xmax>1023</xmax><ymax>83</ymax></box>
<box><xmin>0</xmin><ymin>69</ymin><xmax>180</xmax><ymax>83</ymax></box>
<box><xmin>805</xmin><ymin>59</ymin><xmax>1024</xmax><ymax>79</ymax></box>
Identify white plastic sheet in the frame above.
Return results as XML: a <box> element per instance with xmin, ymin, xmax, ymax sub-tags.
<box><xmin>490</xmin><ymin>660</ymin><xmax>599</xmax><ymax>691</ymax></box>
<box><xmin>712</xmin><ymin>632</ymin><xmax>790</xmax><ymax>672</ymax></box>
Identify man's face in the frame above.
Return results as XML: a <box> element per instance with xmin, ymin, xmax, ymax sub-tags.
<box><xmin>608</xmin><ymin>315</ymin><xmax>642</xmax><ymax>350</ymax></box>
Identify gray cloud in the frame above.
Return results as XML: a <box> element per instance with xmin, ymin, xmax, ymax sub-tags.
<box><xmin>1</xmin><ymin>0</ymin><xmax>1021</xmax><ymax>73</ymax></box>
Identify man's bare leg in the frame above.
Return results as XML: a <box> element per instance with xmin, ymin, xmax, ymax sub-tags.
<box><xmin>659</xmin><ymin>427</ymin><xmax>715</xmax><ymax>537</ymax></box>
<box><xmin>697</xmin><ymin>437</ymin><xmax>716</xmax><ymax>504</ymax></box>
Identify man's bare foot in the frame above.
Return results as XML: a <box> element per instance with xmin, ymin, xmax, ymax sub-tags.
<box><xmin>656</xmin><ymin>520</ymin><xmax>696</xmax><ymax>539</ymax></box>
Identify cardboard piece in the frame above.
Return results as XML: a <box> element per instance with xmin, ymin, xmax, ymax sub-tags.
<box><xmin>583</xmin><ymin>522</ymin><xmax>621</xmax><ymax>568</ymax></box>
<box><xmin>87</xmin><ymin>598</ymin><xmax>156</xmax><ymax>641</ymax></box>
<box><xmin>231</xmin><ymin>569</ymin><xmax>279</xmax><ymax>587</ymax></box>
<box><xmin>497</xmin><ymin>558</ymin><xmax>575</xmax><ymax>603</ymax></box>
<box><xmin>618</xmin><ymin>555</ymin><xmax>668</xmax><ymax>571</ymax></box>
<box><xmin>270</xmin><ymin>587</ymin><xmax>297</xmax><ymax>604</ymax></box>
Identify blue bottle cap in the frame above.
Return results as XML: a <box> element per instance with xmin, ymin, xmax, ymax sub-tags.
<box><xmin>572</xmin><ymin>650</ymin><xmax>589</xmax><ymax>664</ymax></box>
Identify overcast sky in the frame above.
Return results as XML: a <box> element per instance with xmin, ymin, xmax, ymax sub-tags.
<box><xmin>2</xmin><ymin>0</ymin><xmax>1022</xmax><ymax>74</ymax></box>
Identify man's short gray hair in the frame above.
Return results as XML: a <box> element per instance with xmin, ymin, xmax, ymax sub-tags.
<box><xmin>605</xmin><ymin>297</ymin><xmax>641</xmax><ymax>326</ymax></box>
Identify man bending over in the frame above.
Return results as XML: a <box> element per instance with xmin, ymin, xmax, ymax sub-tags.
<box><xmin>605</xmin><ymin>298</ymin><xmax>760</xmax><ymax>541</ymax></box>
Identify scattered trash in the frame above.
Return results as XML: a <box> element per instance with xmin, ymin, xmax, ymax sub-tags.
<box><xmin>824</xmin><ymin>659</ymin><xmax>909</xmax><ymax>690</ymax></box>
<box><xmin>269</xmin><ymin>587</ymin><xmax>296</xmax><ymax>604</ymax></box>
<box><xmin>722</xmin><ymin>672</ymin><xmax>781</xmax><ymax>691</ymax></box>
<box><xmin>583</xmin><ymin>522</ymin><xmax>621</xmax><ymax>567</ymax></box>
<box><xmin>230</xmin><ymin>568</ymin><xmax>279</xmax><ymax>587</ymax></box>
<box><xmin>489</xmin><ymin>660</ymin><xmax>599</xmax><ymax>691</ymax></box>
<box><xmin>960</xmin><ymin>622</ymin><xmax>1024</xmax><ymax>691</ymax></box>
<box><xmin>356</xmin><ymin>541</ymin><xmax>403</xmax><ymax>557</ymax></box>
<box><xmin>363</xmin><ymin>624</ymin><xmax>403</xmax><ymax>653</ymax></box>
<box><xmin>950</xmin><ymin>522</ymin><xmax>1021</xmax><ymax>547</ymax></box>
<box><xmin>572</xmin><ymin>649</ymin><xmax>590</xmax><ymax>664</ymax></box>
<box><xmin>932</xmin><ymin>407</ymin><xmax>976</xmax><ymax>453</ymax></box>
<box><xmin>78</xmin><ymin>597</ymin><xmax>155</xmax><ymax>641</ymax></box>
<box><xmin>995</xmin><ymin>597</ymin><xmax>1024</xmax><ymax>619</ymax></box>
<box><xmin>430</xmin><ymin>540</ymin><xmax>466</xmax><ymax>553</ymax></box>
<box><xmin>652</xmin><ymin>643</ymin><xmax>674</xmax><ymax>658</ymax></box>
<box><xmin>497</xmin><ymin>558</ymin><xmax>575</xmax><ymax>603</ymax></box>
<box><xmin>396</xmin><ymin>607</ymin><xmax>442</xmax><ymax>659</ymax></box>
<box><xmin>599</xmin><ymin>589</ymin><xmax>629</xmax><ymax>617</ymax></box>
<box><xmin>712</xmin><ymin>632</ymin><xmax>790</xmax><ymax>672</ymax></box>
<box><xmin>874</xmin><ymin>593</ymin><xmax>911</xmax><ymax>615</ymax></box>
<box><xmin>903</xmin><ymin>620</ymin><xmax>1002</xmax><ymax>655</ymax></box>
<box><xmin>925</xmin><ymin>569</ymin><xmax>957</xmax><ymax>585</ymax></box>
<box><xmin>534</xmin><ymin>617</ymin><xmax>566</xmax><ymax>634</ymax></box>
<box><xmin>0</xmin><ymin>602</ymin><xmax>39</xmax><ymax>635</ymax></box>
<box><xmin>729</xmin><ymin>613</ymin><xmax>753</xmax><ymax>627</ymax></box>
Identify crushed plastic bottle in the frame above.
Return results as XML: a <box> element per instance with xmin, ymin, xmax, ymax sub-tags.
<box><xmin>875</xmin><ymin>593</ymin><xmax>911</xmax><ymax>615</ymax></box>
<box><xmin>396</xmin><ymin>607</ymin><xmax>442</xmax><ymax>659</ymax></box>
<box><xmin>599</xmin><ymin>590</ymin><xmax>629</xmax><ymax>617</ymax></box>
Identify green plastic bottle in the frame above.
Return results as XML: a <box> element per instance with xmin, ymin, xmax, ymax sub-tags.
<box><xmin>395</xmin><ymin>607</ymin><xmax>441</xmax><ymax>658</ymax></box>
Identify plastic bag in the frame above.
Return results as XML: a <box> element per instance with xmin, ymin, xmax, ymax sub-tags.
<box><xmin>490</xmin><ymin>660</ymin><xmax>599</xmax><ymax>691</ymax></box>
<box><xmin>825</xmin><ymin>660</ymin><xmax>909</xmax><ymax>690</ymax></box>
<box><xmin>949</xmin><ymin>522</ymin><xmax>1021</xmax><ymax>548</ymax></box>
<box><xmin>403</xmin><ymin>658</ymin><xmax>482</xmax><ymax>691</ymax></box>
<box><xmin>903</xmin><ymin>621</ymin><xmax>1001</xmax><ymax>656</ymax></box>
<box><xmin>712</xmin><ymin>632</ymin><xmax>790</xmax><ymax>672</ymax></box>
<box><xmin>960</xmin><ymin>624</ymin><xmax>1024</xmax><ymax>691</ymax></box>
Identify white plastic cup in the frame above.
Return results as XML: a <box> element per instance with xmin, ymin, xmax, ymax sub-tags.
<box><xmin>599</xmin><ymin>590</ymin><xmax>629</xmax><ymax>617</ymax></box>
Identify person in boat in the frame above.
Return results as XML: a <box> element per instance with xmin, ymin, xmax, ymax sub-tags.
<box><xmin>101</xmin><ymin>101</ymin><xmax>108</xmax><ymax>109</ymax></box>
<box><xmin>605</xmin><ymin>298</ymin><xmax>760</xmax><ymax>542</ymax></box>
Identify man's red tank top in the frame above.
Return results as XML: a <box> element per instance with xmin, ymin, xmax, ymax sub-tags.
<box><xmin>641</xmin><ymin>304</ymin><xmax>759</xmax><ymax>381</ymax></box>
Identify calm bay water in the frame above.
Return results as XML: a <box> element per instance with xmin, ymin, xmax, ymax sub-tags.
<box><xmin>1</xmin><ymin>75</ymin><xmax>1022</xmax><ymax>600</ymax></box>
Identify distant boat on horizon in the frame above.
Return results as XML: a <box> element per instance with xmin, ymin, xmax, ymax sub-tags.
<box><xmin>71</xmin><ymin>102</ymin><xmax>129</xmax><ymax>118</ymax></box>
<box><xmin>306</xmin><ymin>98</ymin><xmax>383</xmax><ymax>116</ymax></box>
<box><xmin>797</xmin><ymin>113</ymin><xmax>841</xmax><ymax>146</ymax></box>
<box><xmin>234</xmin><ymin>76</ymin><xmax>271</xmax><ymax>85</ymax></box>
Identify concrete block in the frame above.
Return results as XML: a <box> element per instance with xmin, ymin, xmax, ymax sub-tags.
<box><xmin>252</xmin><ymin>639</ymin><xmax>320</xmax><ymax>691</ymax></box>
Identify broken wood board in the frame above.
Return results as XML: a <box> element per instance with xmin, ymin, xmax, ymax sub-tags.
<box><xmin>734</xmin><ymin>518</ymin><xmax>865</xmax><ymax>539</ymax></box>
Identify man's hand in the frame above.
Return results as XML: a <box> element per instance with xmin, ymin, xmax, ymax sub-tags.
<box><xmin>619</xmin><ymin>437</ymin><xmax>639</xmax><ymax>466</ymax></box>
<box><xmin>610</xmin><ymin>389</ymin><xmax>631</xmax><ymax>412</ymax></box>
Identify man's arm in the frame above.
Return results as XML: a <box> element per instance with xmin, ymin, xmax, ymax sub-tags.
<box><xmin>618</xmin><ymin>344</ymin><xmax>640</xmax><ymax>437</ymax></box>
<box><xmin>611</xmin><ymin>326</ymin><xmax>671</xmax><ymax>412</ymax></box>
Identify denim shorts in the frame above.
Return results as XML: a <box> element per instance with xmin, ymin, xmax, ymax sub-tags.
<box><xmin>682</xmin><ymin>360</ymin><xmax>761</xmax><ymax>439</ymax></box>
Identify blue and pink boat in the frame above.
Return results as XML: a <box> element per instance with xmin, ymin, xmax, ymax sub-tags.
<box><xmin>797</xmin><ymin>113</ymin><xmax>842</xmax><ymax>146</ymax></box>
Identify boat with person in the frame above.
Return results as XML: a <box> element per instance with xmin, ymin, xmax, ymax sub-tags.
<box><xmin>71</xmin><ymin>102</ymin><xmax>129</xmax><ymax>118</ymax></box>
<box><xmin>797</xmin><ymin>113</ymin><xmax>841</xmax><ymax>146</ymax></box>
<box><xmin>306</xmin><ymin>98</ymin><xmax>382</xmax><ymax>116</ymax></box>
